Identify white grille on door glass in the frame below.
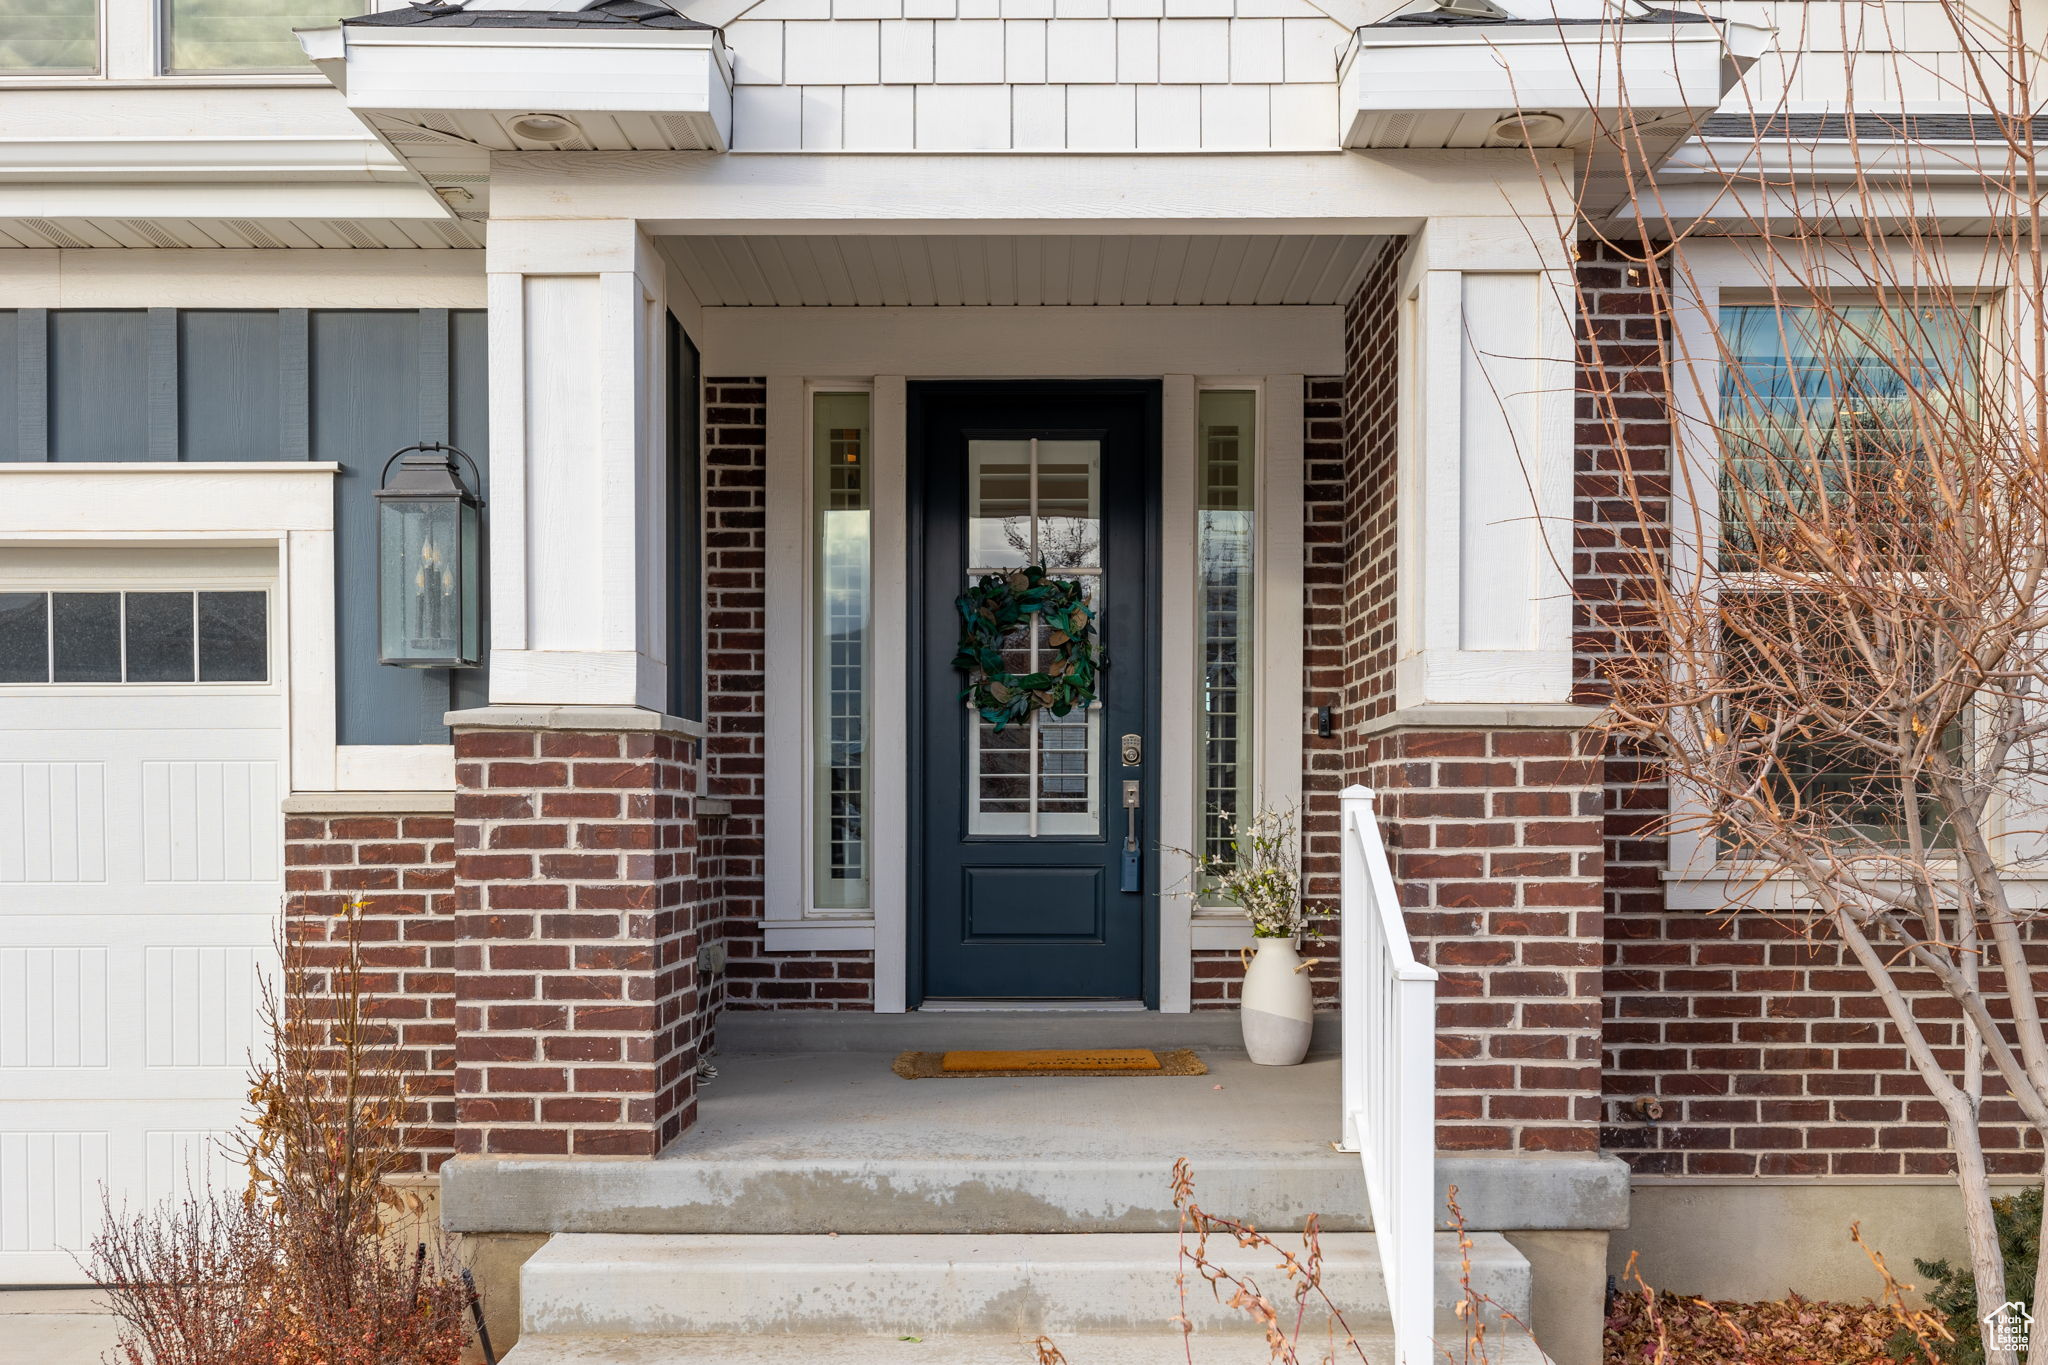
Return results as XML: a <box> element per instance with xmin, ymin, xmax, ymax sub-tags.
<box><xmin>966</xmin><ymin>439</ymin><xmax>1102</xmax><ymax>838</ymax></box>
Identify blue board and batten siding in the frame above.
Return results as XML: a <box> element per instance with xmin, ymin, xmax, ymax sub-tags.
<box><xmin>0</xmin><ymin>307</ymin><xmax>489</xmax><ymax>746</ymax></box>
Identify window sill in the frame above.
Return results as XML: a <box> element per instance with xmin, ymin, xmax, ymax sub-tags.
<box><xmin>762</xmin><ymin>920</ymin><xmax>875</xmax><ymax>952</ymax></box>
<box><xmin>1662</xmin><ymin>867</ymin><xmax>2048</xmax><ymax>911</ymax></box>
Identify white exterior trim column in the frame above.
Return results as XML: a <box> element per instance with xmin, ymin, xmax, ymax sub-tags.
<box><xmin>485</xmin><ymin>219</ymin><xmax>670</xmax><ymax>709</ymax></box>
<box><xmin>1396</xmin><ymin>218</ymin><xmax>1578</xmax><ymax>710</ymax></box>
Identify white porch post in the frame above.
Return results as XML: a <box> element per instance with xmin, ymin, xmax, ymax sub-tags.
<box><xmin>1396</xmin><ymin>218</ymin><xmax>1578</xmax><ymax>712</ymax></box>
<box><xmin>484</xmin><ymin>219</ymin><xmax>669</xmax><ymax>709</ymax></box>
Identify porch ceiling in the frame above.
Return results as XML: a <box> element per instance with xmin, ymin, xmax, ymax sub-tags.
<box><xmin>661</xmin><ymin>232</ymin><xmax>1388</xmax><ymax>308</ymax></box>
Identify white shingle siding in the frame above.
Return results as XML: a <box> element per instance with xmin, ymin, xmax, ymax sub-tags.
<box><xmin>881</xmin><ymin>20</ymin><xmax>938</xmax><ymax>81</ymax></box>
<box><xmin>718</xmin><ymin>0</ymin><xmax>1348</xmax><ymax>150</ymax></box>
<box><xmin>1693</xmin><ymin>0</ymin><xmax>1984</xmax><ymax>109</ymax></box>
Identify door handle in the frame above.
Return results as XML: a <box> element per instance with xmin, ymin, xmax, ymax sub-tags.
<box><xmin>1120</xmin><ymin>779</ymin><xmax>1142</xmax><ymax>893</ymax></box>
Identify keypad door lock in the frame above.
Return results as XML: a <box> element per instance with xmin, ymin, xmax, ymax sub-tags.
<box><xmin>1120</xmin><ymin>733</ymin><xmax>1143</xmax><ymax>767</ymax></box>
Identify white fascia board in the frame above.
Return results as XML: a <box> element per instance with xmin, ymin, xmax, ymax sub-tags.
<box><xmin>1344</xmin><ymin>23</ymin><xmax>1730</xmax><ymax>110</ymax></box>
<box><xmin>297</xmin><ymin>23</ymin><xmax>349</xmax><ymax>88</ymax></box>
<box><xmin>0</xmin><ymin>135</ymin><xmax>409</xmax><ymax>183</ymax></box>
<box><xmin>492</xmin><ymin>148</ymin><xmax>1566</xmax><ymax>231</ymax></box>
<box><xmin>0</xmin><ymin>465</ymin><xmax>339</xmax><ymax>538</ymax></box>
<box><xmin>698</xmin><ymin>305</ymin><xmax>1345</xmax><ymax>378</ymax></box>
<box><xmin>1660</xmin><ymin>136</ymin><xmax>2017</xmax><ymax>184</ymax></box>
<box><xmin>339</xmin><ymin>26</ymin><xmax>731</xmax><ymax>115</ymax></box>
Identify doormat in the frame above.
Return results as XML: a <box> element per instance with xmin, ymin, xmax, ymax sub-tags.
<box><xmin>891</xmin><ymin>1048</ymin><xmax>1207</xmax><ymax>1079</ymax></box>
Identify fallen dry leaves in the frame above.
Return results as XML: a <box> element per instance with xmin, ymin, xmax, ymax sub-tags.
<box><xmin>1605</xmin><ymin>1287</ymin><xmax>1937</xmax><ymax>1365</ymax></box>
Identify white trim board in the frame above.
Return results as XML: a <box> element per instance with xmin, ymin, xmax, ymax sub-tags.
<box><xmin>1655</xmin><ymin>238</ymin><xmax>2027</xmax><ymax>885</ymax></box>
<box><xmin>0</xmin><ymin>463</ymin><xmax>444</xmax><ymax>795</ymax></box>
<box><xmin>0</xmin><ymin>249</ymin><xmax>486</xmax><ymax>308</ymax></box>
<box><xmin>699</xmin><ymin>306</ymin><xmax>1343</xmax><ymax>378</ymax></box>
<box><xmin>491</xmin><ymin>147</ymin><xmax>1571</xmax><ymax>232</ymax></box>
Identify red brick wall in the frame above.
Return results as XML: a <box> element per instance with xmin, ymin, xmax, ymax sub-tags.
<box><xmin>450</xmin><ymin>727</ymin><xmax>703</xmax><ymax>1156</ymax></box>
<box><xmin>698</xmin><ymin>377</ymin><xmax>875</xmax><ymax>1013</ymax></box>
<box><xmin>281</xmin><ymin>809</ymin><xmax>457</xmax><ymax>1173</ymax></box>
<box><xmin>1580</xmin><ymin>242</ymin><xmax>2043</xmax><ymax>1177</ymax></box>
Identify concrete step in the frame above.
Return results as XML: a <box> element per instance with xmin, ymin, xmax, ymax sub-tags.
<box><xmin>516</xmin><ymin>1231</ymin><xmax>1532</xmax><ymax>1338</ymax></box>
<box><xmin>500</xmin><ymin>1327</ymin><xmax>1554</xmax><ymax>1365</ymax></box>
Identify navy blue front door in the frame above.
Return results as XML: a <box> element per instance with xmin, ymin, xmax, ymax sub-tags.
<box><xmin>911</xmin><ymin>382</ymin><xmax>1159</xmax><ymax>1004</ymax></box>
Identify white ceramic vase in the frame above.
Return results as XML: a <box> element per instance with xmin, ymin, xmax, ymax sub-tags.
<box><xmin>1240</xmin><ymin>936</ymin><xmax>1314</xmax><ymax>1066</ymax></box>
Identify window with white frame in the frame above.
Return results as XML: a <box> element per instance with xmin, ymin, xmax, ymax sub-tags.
<box><xmin>812</xmin><ymin>391</ymin><xmax>872</xmax><ymax>911</ymax></box>
<box><xmin>0</xmin><ymin>0</ymin><xmax>363</xmax><ymax>76</ymax></box>
<box><xmin>1197</xmin><ymin>389</ymin><xmax>1256</xmax><ymax>871</ymax></box>
<box><xmin>164</xmin><ymin>0</ymin><xmax>360</xmax><ymax>72</ymax></box>
<box><xmin>1715</xmin><ymin>302</ymin><xmax>1979</xmax><ymax>848</ymax></box>
<box><xmin>1</xmin><ymin>0</ymin><xmax>96</xmax><ymax>72</ymax></box>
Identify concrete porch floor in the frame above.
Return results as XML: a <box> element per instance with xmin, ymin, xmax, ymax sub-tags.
<box><xmin>442</xmin><ymin>1010</ymin><xmax>1378</xmax><ymax>1237</ymax></box>
<box><xmin>684</xmin><ymin>1011</ymin><xmax>1344</xmax><ymax>1169</ymax></box>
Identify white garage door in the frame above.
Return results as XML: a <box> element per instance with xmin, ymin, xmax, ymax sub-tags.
<box><xmin>0</xmin><ymin>548</ymin><xmax>282</xmax><ymax>1284</ymax></box>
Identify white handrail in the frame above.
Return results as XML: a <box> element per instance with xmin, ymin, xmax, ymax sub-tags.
<box><xmin>1337</xmin><ymin>784</ymin><xmax>1439</xmax><ymax>1365</ymax></box>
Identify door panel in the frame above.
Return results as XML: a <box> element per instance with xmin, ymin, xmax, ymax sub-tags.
<box><xmin>913</xmin><ymin>383</ymin><xmax>1158</xmax><ymax>1004</ymax></box>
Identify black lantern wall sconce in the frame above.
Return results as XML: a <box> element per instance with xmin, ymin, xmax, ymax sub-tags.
<box><xmin>375</xmin><ymin>443</ymin><xmax>484</xmax><ymax>669</ymax></box>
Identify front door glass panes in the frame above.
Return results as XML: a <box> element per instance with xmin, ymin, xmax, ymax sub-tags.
<box><xmin>0</xmin><ymin>591</ymin><xmax>269</xmax><ymax>684</ymax></box>
<box><xmin>967</xmin><ymin>439</ymin><xmax>1103</xmax><ymax>838</ymax></box>
<box><xmin>0</xmin><ymin>0</ymin><xmax>97</xmax><ymax>73</ymax></box>
<box><xmin>813</xmin><ymin>392</ymin><xmax>872</xmax><ymax>912</ymax></box>
<box><xmin>165</xmin><ymin>0</ymin><xmax>359</xmax><ymax>72</ymax></box>
<box><xmin>1197</xmin><ymin>391</ymin><xmax>1256</xmax><ymax>870</ymax></box>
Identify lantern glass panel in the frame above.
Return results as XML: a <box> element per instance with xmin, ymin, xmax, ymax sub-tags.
<box><xmin>461</xmin><ymin>498</ymin><xmax>480</xmax><ymax>664</ymax></box>
<box><xmin>380</xmin><ymin>497</ymin><xmax>466</xmax><ymax>665</ymax></box>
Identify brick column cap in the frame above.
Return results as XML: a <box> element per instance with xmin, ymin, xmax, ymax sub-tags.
<box><xmin>1360</xmin><ymin>703</ymin><xmax>1606</xmax><ymax>737</ymax></box>
<box><xmin>446</xmin><ymin>704</ymin><xmax>706</xmax><ymax>738</ymax></box>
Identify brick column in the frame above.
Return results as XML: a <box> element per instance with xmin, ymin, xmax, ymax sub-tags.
<box><xmin>1368</xmin><ymin>724</ymin><xmax>1606</xmax><ymax>1154</ymax></box>
<box><xmin>450</xmin><ymin>715</ymin><xmax>702</xmax><ymax>1157</ymax></box>
<box><xmin>281</xmin><ymin>796</ymin><xmax>459</xmax><ymax>1172</ymax></box>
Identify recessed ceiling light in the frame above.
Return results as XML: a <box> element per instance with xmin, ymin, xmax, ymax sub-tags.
<box><xmin>509</xmin><ymin>112</ymin><xmax>578</xmax><ymax>142</ymax></box>
<box><xmin>1490</xmin><ymin>111</ymin><xmax>1567</xmax><ymax>145</ymax></box>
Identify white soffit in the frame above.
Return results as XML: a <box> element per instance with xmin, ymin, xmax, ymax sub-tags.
<box><xmin>662</xmin><ymin>233</ymin><xmax>1387</xmax><ymax>307</ymax></box>
<box><xmin>0</xmin><ymin>217</ymin><xmax>484</xmax><ymax>249</ymax></box>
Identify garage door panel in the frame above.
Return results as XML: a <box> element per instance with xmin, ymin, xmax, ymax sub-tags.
<box><xmin>1</xmin><ymin>1113</ymin><xmax>247</xmax><ymax>1280</ymax></box>
<box><xmin>0</xmin><ymin>763</ymin><xmax>107</xmax><ymax>885</ymax></box>
<box><xmin>0</xmin><ymin>1129</ymin><xmax>108</xmax><ymax>1278</ymax></box>
<box><xmin>144</xmin><ymin>946</ymin><xmax>263</xmax><ymax>1070</ymax></box>
<box><xmin>0</xmin><ymin>947</ymin><xmax>109</xmax><ymax>1070</ymax></box>
<box><xmin>0</xmin><ymin>562</ymin><xmax>283</xmax><ymax>1284</ymax></box>
<box><xmin>0</xmin><ymin>697</ymin><xmax>285</xmax><ymax>732</ymax></box>
<box><xmin>141</xmin><ymin>761</ymin><xmax>281</xmax><ymax>884</ymax></box>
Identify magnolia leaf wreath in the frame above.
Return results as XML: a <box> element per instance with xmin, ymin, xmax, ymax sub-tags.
<box><xmin>952</xmin><ymin>564</ymin><xmax>1099</xmax><ymax>731</ymax></box>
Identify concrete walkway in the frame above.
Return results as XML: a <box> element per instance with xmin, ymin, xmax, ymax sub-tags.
<box><xmin>0</xmin><ymin>1289</ymin><xmax>120</xmax><ymax>1365</ymax></box>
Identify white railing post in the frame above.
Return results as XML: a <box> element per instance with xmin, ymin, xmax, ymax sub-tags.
<box><xmin>1336</xmin><ymin>783</ymin><xmax>1440</xmax><ymax>1365</ymax></box>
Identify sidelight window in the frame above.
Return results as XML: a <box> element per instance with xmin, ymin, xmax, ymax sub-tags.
<box><xmin>812</xmin><ymin>392</ymin><xmax>872</xmax><ymax>911</ymax></box>
<box><xmin>1196</xmin><ymin>390</ymin><xmax>1256</xmax><ymax>869</ymax></box>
